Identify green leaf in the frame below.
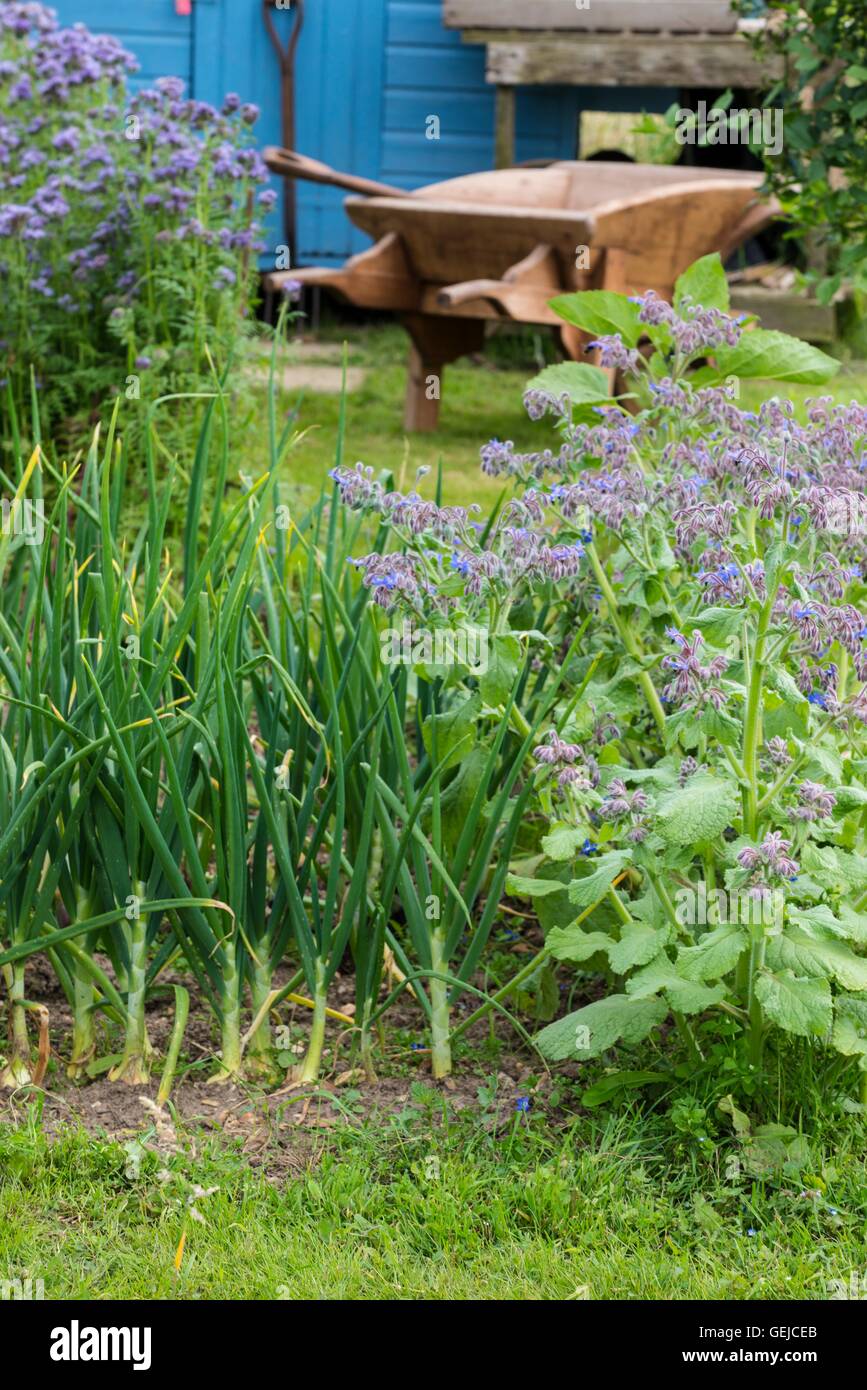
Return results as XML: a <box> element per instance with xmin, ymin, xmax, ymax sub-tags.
<box><xmin>581</xmin><ymin>1069</ymin><xmax>667</xmax><ymax>1108</ymax></box>
<box><xmin>535</xmin><ymin>993</ymin><xmax>667</xmax><ymax>1061</ymax></box>
<box><xmin>656</xmin><ymin>774</ymin><xmax>739</xmax><ymax>846</ymax></box>
<box><xmin>743</xmin><ymin>1125</ymin><xmax>811</xmax><ymax>1177</ymax></box>
<box><xmin>801</xmin><ymin>745</ymin><xmax>843</xmax><ymax>785</ymax></box>
<box><xmin>692</xmin><ymin>1193</ymin><xmax>725</xmax><ymax>1233</ymax></box>
<box><xmin>718</xmin><ymin>1094</ymin><xmax>751</xmax><ymax>1137</ymax></box>
<box><xmin>567</xmin><ymin>850</ymin><xmax>630</xmax><ymax>908</ymax></box>
<box><xmin>768</xmin><ymin>929</ymin><xmax>867</xmax><ymax>992</ymax></box>
<box><xmin>801</xmin><ymin>841</ymin><xmax>867</xmax><ymax>893</ymax></box>
<box><xmin>541</xmin><ymin>824</ymin><xmax>586</xmax><ymax>862</ymax></box>
<box><xmin>674</xmin><ymin>253</ymin><xmax>729</xmax><ymax>313</ymax></box>
<box><xmin>525</xmin><ymin>361</ymin><xmax>612</xmax><ymax>408</ymax></box>
<box><xmin>837</xmin><ymin>904</ymin><xmax>867</xmax><ymax>946</ymax></box>
<box><xmin>788</xmin><ymin>903</ymin><xmax>867</xmax><ymax>944</ymax></box>
<box><xmin>529</xmin><ymin>865</ymin><xmax>597</xmax><ymax>936</ymax></box>
<box><xmin>547</xmin><ymin>290</ymin><xmax>643</xmax><ymax>347</ymax></box>
<box><xmin>765</xmin><ymin>665</ymin><xmax>809</xmax><ymax>710</ymax></box>
<box><xmin>479</xmin><ymin>634</ymin><xmax>522</xmax><ymax>706</ymax></box>
<box><xmin>690</xmin><ymin>606</ymin><xmax>744</xmax><ymax>646</ymax></box>
<box><xmin>608</xmin><ymin>922</ymin><xmax>667</xmax><ymax>973</ymax></box>
<box><xmin>698</xmin><ymin>702</ymin><xmax>742</xmax><ymax>748</ymax></box>
<box><xmin>832</xmin><ymin>996</ymin><xmax>867</xmax><ymax>1058</ymax></box>
<box><xmin>626</xmin><ymin>954</ymin><xmax>726</xmax><ymax>1014</ymax></box>
<box><xmin>714</xmin><ymin>329</ymin><xmax>840</xmax><ymax>385</ymax></box>
<box><xmin>546</xmin><ymin>926</ymin><xmax>613</xmax><ymax>963</ymax></box>
<box><xmin>421</xmin><ymin>694</ymin><xmax>477</xmax><ymax>773</ymax></box>
<box><xmin>677</xmin><ymin>924</ymin><xmax>748</xmax><ymax>981</ymax></box>
<box><xmin>831</xmin><ymin>785</ymin><xmax>867</xmax><ymax>814</ymax></box>
<box><xmin>506</xmin><ymin>873</ymin><xmax>567</xmax><ymax>900</ymax></box>
<box><xmin>546</xmin><ymin>917</ymin><xmax>663</xmax><ymax>972</ymax></box>
<box><xmin>439</xmin><ymin>745</ymin><xmax>490</xmax><ymax>855</ymax></box>
<box><xmin>754</xmin><ymin>970</ymin><xmax>833</xmax><ymax>1038</ymax></box>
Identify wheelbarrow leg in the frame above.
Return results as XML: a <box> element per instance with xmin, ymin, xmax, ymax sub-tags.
<box><xmin>405</xmin><ymin>344</ymin><xmax>442</xmax><ymax>433</ymax></box>
<box><xmin>401</xmin><ymin>314</ymin><xmax>485</xmax><ymax>432</ymax></box>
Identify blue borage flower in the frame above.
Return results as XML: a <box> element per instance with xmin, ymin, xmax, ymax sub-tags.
<box><xmin>661</xmin><ymin>628</ymin><xmax>729</xmax><ymax>712</ymax></box>
<box><xmin>533</xmin><ymin>731</ymin><xmax>600</xmax><ymax>796</ymax></box>
<box><xmin>585</xmin><ymin>335</ymin><xmax>642</xmax><ymax>374</ymax></box>
<box><xmin>738</xmin><ymin>832</ymin><xmax>800</xmax><ymax>883</ymax></box>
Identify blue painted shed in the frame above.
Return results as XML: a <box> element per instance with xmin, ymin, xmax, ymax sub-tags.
<box><xmin>49</xmin><ymin>0</ymin><xmax>675</xmax><ymax>266</ymax></box>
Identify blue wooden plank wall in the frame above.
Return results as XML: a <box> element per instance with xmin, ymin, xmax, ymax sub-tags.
<box><xmin>382</xmin><ymin>0</ymin><xmax>576</xmax><ymax>183</ymax></box>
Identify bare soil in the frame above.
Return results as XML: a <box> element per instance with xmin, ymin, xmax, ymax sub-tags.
<box><xmin>1</xmin><ymin>942</ymin><xmax>587</xmax><ymax>1177</ymax></box>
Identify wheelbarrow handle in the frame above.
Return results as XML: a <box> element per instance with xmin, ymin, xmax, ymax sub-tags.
<box><xmin>263</xmin><ymin>147</ymin><xmax>409</xmax><ymax>200</ymax></box>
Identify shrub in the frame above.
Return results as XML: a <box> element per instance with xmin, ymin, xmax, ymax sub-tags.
<box><xmin>740</xmin><ymin>0</ymin><xmax>867</xmax><ymax>300</ymax></box>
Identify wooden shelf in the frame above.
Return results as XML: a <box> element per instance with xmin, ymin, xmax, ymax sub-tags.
<box><xmin>444</xmin><ymin>1</ymin><xmax>740</xmax><ymax>33</ymax></box>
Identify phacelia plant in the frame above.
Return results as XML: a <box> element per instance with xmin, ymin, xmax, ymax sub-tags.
<box><xmin>0</xmin><ymin>2</ymin><xmax>272</xmax><ymax>423</ymax></box>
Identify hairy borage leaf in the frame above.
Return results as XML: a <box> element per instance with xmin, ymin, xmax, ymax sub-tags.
<box><xmin>676</xmin><ymin>925</ymin><xmax>749</xmax><ymax>982</ymax></box>
<box><xmin>656</xmin><ymin>775</ymin><xmax>739</xmax><ymax>847</ymax></box>
<box><xmin>755</xmin><ymin>970</ymin><xmax>833</xmax><ymax>1039</ymax></box>
<box><xmin>535</xmin><ymin>993</ymin><xmax>668</xmax><ymax>1061</ymax></box>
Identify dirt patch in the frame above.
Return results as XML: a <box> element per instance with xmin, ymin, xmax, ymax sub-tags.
<box><xmin>1</xmin><ymin>1065</ymin><xmax>560</xmax><ymax>1184</ymax></box>
<box><xmin>1</xmin><ymin>941</ymin><xmax>585</xmax><ymax>1178</ymax></box>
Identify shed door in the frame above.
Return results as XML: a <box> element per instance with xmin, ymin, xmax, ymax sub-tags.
<box><xmin>293</xmin><ymin>0</ymin><xmax>388</xmax><ymax>265</ymax></box>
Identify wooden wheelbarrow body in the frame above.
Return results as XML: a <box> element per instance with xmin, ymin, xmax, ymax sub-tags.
<box><xmin>264</xmin><ymin>154</ymin><xmax>774</xmax><ymax>430</ymax></box>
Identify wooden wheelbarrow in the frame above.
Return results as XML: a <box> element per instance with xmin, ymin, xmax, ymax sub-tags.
<box><xmin>263</xmin><ymin>148</ymin><xmax>775</xmax><ymax>431</ymax></box>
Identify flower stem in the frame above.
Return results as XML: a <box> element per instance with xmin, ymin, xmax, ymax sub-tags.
<box><xmin>110</xmin><ymin>883</ymin><xmax>153</xmax><ymax>1085</ymax></box>
<box><xmin>742</xmin><ymin>597</ymin><xmax>773</xmax><ymax>838</ymax></box>
<box><xmin>1</xmin><ymin>962</ymin><xmax>33</xmax><ymax>1088</ymax></box>
<box><xmin>586</xmin><ymin>543</ymin><xmax>666</xmax><ymax>734</ymax></box>
<box><xmin>295</xmin><ymin>959</ymin><xmax>328</xmax><ymax>1084</ymax></box>
<box><xmin>747</xmin><ymin>928</ymin><xmax>767</xmax><ymax>1068</ymax></box>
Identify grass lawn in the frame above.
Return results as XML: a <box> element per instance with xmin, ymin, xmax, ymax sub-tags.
<box><xmin>3</xmin><ymin>1081</ymin><xmax>865</xmax><ymax>1301</ymax></box>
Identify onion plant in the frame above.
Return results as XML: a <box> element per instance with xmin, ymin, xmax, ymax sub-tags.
<box><xmin>237</xmin><ymin>488</ymin><xmax>393</xmax><ymax>1082</ymax></box>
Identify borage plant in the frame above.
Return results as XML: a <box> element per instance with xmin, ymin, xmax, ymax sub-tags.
<box><xmin>489</xmin><ymin>255</ymin><xmax>867</xmax><ymax>1102</ymax></box>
